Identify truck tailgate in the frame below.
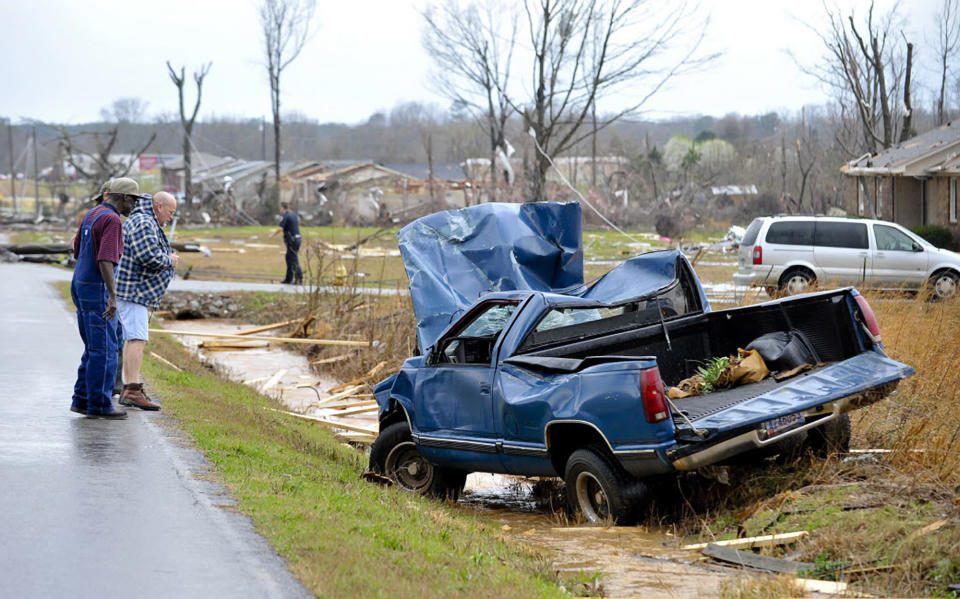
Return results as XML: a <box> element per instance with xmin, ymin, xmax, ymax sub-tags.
<box><xmin>673</xmin><ymin>351</ymin><xmax>914</xmax><ymax>435</ymax></box>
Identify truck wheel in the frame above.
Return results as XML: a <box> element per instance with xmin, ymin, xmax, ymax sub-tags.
<box><xmin>929</xmin><ymin>270</ymin><xmax>959</xmax><ymax>300</ymax></box>
<box><xmin>564</xmin><ymin>448</ymin><xmax>645</xmax><ymax>525</ymax></box>
<box><xmin>369</xmin><ymin>422</ymin><xmax>467</xmax><ymax>500</ymax></box>
<box><xmin>804</xmin><ymin>414</ymin><xmax>851</xmax><ymax>458</ymax></box>
<box><xmin>779</xmin><ymin>268</ymin><xmax>814</xmax><ymax>296</ymax></box>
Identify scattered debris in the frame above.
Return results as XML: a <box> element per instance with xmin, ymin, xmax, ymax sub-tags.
<box><xmin>149</xmin><ymin>351</ymin><xmax>183</xmax><ymax>372</ymax></box>
<box><xmin>150</xmin><ymin>328</ymin><xmax>370</xmax><ymax>347</ymax></box>
<box><xmin>681</xmin><ymin>531</ymin><xmax>808</xmax><ymax>551</ymax></box>
<box><xmin>702</xmin><ymin>543</ymin><xmax>812</xmax><ymax>574</ymax></box>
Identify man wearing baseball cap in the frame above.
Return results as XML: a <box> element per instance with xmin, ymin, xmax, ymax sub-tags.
<box><xmin>69</xmin><ymin>178</ymin><xmax>143</xmax><ymax>419</ymax></box>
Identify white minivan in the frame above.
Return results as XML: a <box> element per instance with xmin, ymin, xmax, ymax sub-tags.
<box><xmin>733</xmin><ymin>216</ymin><xmax>960</xmax><ymax>299</ymax></box>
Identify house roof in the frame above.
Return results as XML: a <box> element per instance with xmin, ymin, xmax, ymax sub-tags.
<box><xmin>381</xmin><ymin>162</ymin><xmax>466</xmax><ymax>181</ymax></box>
<box><xmin>843</xmin><ymin>121</ymin><xmax>960</xmax><ymax>176</ymax></box>
<box><xmin>710</xmin><ymin>185</ymin><xmax>757</xmax><ymax>196</ymax></box>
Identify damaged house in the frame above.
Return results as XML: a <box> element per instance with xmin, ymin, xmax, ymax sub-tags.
<box><xmin>842</xmin><ymin>122</ymin><xmax>960</xmax><ymax>244</ymax></box>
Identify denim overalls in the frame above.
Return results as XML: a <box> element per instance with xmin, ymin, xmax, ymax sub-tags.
<box><xmin>70</xmin><ymin>205</ymin><xmax>121</xmax><ymax>416</ymax></box>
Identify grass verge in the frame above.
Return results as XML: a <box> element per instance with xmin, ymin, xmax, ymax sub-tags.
<box><xmin>140</xmin><ymin>332</ymin><xmax>569</xmax><ymax>598</ymax></box>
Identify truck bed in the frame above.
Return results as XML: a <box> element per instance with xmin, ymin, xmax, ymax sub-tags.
<box><xmin>669</xmin><ymin>363</ymin><xmax>830</xmax><ymax>422</ymax></box>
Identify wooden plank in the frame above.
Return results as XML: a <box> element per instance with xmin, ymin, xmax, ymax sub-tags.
<box><xmin>331</xmin><ymin>404</ymin><xmax>379</xmax><ymax>417</ymax></box>
<box><xmin>311</xmin><ymin>385</ymin><xmax>367</xmax><ymax>407</ymax></box>
<box><xmin>199</xmin><ymin>341</ymin><xmax>270</xmax><ymax>350</ymax></box>
<box><xmin>310</xmin><ymin>353</ymin><xmax>356</xmax><ymax>365</ymax></box>
<box><xmin>232</xmin><ymin>319</ymin><xmax>301</xmax><ymax>336</ymax></box>
<box><xmin>326</xmin><ymin>360</ymin><xmax>390</xmax><ymax>393</ymax></box>
<box><xmin>681</xmin><ymin>531</ymin><xmax>808</xmax><ymax>551</ymax></box>
<box><xmin>150</xmin><ymin>329</ymin><xmax>370</xmax><ymax>347</ymax></box>
<box><xmin>795</xmin><ymin>578</ymin><xmax>851</xmax><ymax>595</ymax></box>
<box><xmin>325</xmin><ymin>399</ymin><xmax>378</xmax><ymax>410</ymax></box>
<box><xmin>261</xmin><ymin>369</ymin><xmax>287</xmax><ymax>390</ymax></box>
<box><xmin>702</xmin><ymin>544</ymin><xmax>812</xmax><ymax>574</ymax></box>
<box><xmin>271</xmin><ymin>409</ymin><xmax>379</xmax><ymax>435</ymax></box>
<box><xmin>149</xmin><ymin>351</ymin><xmax>183</xmax><ymax>372</ymax></box>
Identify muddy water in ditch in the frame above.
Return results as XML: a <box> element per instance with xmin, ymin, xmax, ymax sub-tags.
<box><xmin>166</xmin><ymin>319</ymin><xmax>734</xmax><ymax>598</ymax></box>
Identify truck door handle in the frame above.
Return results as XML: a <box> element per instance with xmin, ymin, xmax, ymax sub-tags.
<box><xmin>480</xmin><ymin>383</ymin><xmax>491</xmax><ymax>394</ymax></box>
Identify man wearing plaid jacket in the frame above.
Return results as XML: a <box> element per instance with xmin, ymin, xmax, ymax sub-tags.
<box><xmin>116</xmin><ymin>191</ymin><xmax>179</xmax><ymax>410</ymax></box>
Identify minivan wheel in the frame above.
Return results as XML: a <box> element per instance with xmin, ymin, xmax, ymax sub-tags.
<box><xmin>929</xmin><ymin>271</ymin><xmax>959</xmax><ymax>300</ymax></box>
<box><xmin>779</xmin><ymin>268</ymin><xmax>814</xmax><ymax>296</ymax></box>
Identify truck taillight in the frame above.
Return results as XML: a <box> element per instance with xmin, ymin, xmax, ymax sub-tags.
<box><xmin>752</xmin><ymin>245</ymin><xmax>762</xmax><ymax>265</ymax></box>
<box><xmin>854</xmin><ymin>292</ymin><xmax>882</xmax><ymax>343</ymax></box>
<box><xmin>641</xmin><ymin>367</ymin><xmax>669</xmax><ymax>423</ymax></box>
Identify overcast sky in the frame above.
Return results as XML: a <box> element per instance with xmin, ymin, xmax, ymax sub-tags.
<box><xmin>0</xmin><ymin>0</ymin><xmax>946</xmax><ymax>125</ymax></box>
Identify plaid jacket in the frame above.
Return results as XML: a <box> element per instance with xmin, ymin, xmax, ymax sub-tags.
<box><xmin>117</xmin><ymin>197</ymin><xmax>174</xmax><ymax>309</ymax></box>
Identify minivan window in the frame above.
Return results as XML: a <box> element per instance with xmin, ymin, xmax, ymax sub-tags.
<box><xmin>742</xmin><ymin>219</ymin><xmax>763</xmax><ymax>246</ymax></box>
<box><xmin>766</xmin><ymin>221</ymin><xmax>814</xmax><ymax>245</ymax></box>
<box><xmin>814</xmin><ymin>222</ymin><xmax>868</xmax><ymax>249</ymax></box>
<box><xmin>874</xmin><ymin>224</ymin><xmax>916</xmax><ymax>251</ymax></box>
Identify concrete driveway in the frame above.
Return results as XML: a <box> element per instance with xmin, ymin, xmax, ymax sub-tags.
<box><xmin>0</xmin><ymin>262</ymin><xmax>310</xmax><ymax>599</ymax></box>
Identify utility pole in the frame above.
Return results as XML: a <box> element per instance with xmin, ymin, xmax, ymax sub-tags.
<box><xmin>6</xmin><ymin>120</ymin><xmax>15</xmax><ymax>213</ymax></box>
<box><xmin>32</xmin><ymin>126</ymin><xmax>40</xmax><ymax>220</ymax></box>
<box><xmin>261</xmin><ymin>116</ymin><xmax>266</xmax><ymax>161</ymax></box>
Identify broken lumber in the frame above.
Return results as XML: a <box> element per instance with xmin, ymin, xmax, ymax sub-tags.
<box><xmin>330</xmin><ymin>404</ymin><xmax>379</xmax><ymax>417</ymax></box>
<box><xmin>149</xmin><ymin>351</ymin><xmax>183</xmax><ymax>372</ymax></box>
<box><xmin>311</xmin><ymin>385</ymin><xmax>367</xmax><ymax>407</ymax></box>
<box><xmin>326</xmin><ymin>360</ymin><xmax>389</xmax><ymax>393</ymax></box>
<box><xmin>702</xmin><ymin>544</ymin><xmax>812</xmax><ymax>574</ymax></box>
<box><xmin>261</xmin><ymin>369</ymin><xmax>287</xmax><ymax>391</ymax></box>
<box><xmin>310</xmin><ymin>353</ymin><xmax>357</xmax><ymax>365</ymax></box>
<box><xmin>272</xmin><ymin>409</ymin><xmax>378</xmax><ymax>436</ymax></box>
<box><xmin>150</xmin><ymin>328</ymin><xmax>370</xmax><ymax>347</ymax></box>
<box><xmin>232</xmin><ymin>319</ymin><xmax>302</xmax><ymax>336</ymax></box>
<box><xmin>681</xmin><ymin>531</ymin><xmax>808</xmax><ymax>551</ymax></box>
<box><xmin>325</xmin><ymin>399</ymin><xmax>378</xmax><ymax>410</ymax></box>
<box><xmin>199</xmin><ymin>340</ymin><xmax>269</xmax><ymax>350</ymax></box>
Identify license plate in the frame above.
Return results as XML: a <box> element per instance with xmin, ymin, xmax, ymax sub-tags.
<box><xmin>758</xmin><ymin>413</ymin><xmax>803</xmax><ymax>440</ymax></box>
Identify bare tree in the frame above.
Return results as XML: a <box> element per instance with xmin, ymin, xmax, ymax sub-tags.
<box><xmin>936</xmin><ymin>0</ymin><xmax>960</xmax><ymax>124</ymax></box>
<box><xmin>505</xmin><ymin>0</ymin><xmax>714</xmax><ymax>201</ymax></box>
<box><xmin>422</xmin><ymin>0</ymin><xmax>517</xmax><ymax>199</ymax></box>
<box><xmin>259</xmin><ymin>0</ymin><xmax>315</xmax><ymax>191</ymax></box>
<box><xmin>99</xmin><ymin>97</ymin><xmax>150</xmax><ymax>124</ymax></box>
<box><xmin>801</xmin><ymin>1</ymin><xmax>911</xmax><ymax>155</ymax></box>
<box><xmin>167</xmin><ymin>61</ymin><xmax>212</xmax><ymax>218</ymax></box>
<box><xmin>54</xmin><ymin>126</ymin><xmax>156</xmax><ymax>196</ymax></box>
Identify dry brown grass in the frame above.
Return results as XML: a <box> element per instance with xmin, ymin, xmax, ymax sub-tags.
<box><xmin>858</xmin><ymin>291</ymin><xmax>960</xmax><ymax>489</ymax></box>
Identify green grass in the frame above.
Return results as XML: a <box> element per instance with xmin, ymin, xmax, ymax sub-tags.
<box><xmin>140</xmin><ymin>333</ymin><xmax>570</xmax><ymax>598</ymax></box>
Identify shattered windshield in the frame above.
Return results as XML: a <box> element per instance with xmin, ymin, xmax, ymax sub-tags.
<box><xmin>521</xmin><ymin>281</ymin><xmax>693</xmax><ymax>350</ymax></box>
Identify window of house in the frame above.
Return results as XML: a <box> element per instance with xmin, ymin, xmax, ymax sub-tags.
<box><xmin>951</xmin><ymin>178</ymin><xmax>958</xmax><ymax>224</ymax></box>
<box><xmin>875</xmin><ymin>178</ymin><xmax>884</xmax><ymax>218</ymax></box>
<box><xmin>857</xmin><ymin>177</ymin><xmax>866</xmax><ymax>216</ymax></box>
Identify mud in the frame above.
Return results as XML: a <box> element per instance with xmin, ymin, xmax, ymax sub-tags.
<box><xmin>165</xmin><ymin>319</ymin><xmax>738</xmax><ymax>597</ymax></box>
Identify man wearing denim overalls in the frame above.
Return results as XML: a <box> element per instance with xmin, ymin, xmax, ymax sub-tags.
<box><xmin>69</xmin><ymin>179</ymin><xmax>140</xmax><ymax>419</ymax></box>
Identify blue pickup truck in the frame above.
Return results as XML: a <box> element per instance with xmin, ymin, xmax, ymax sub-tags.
<box><xmin>370</xmin><ymin>202</ymin><xmax>914</xmax><ymax>524</ymax></box>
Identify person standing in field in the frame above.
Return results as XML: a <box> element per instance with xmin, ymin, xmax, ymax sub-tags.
<box><xmin>116</xmin><ymin>191</ymin><xmax>179</xmax><ymax>411</ymax></box>
<box><xmin>269</xmin><ymin>201</ymin><xmax>302</xmax><ymax>285</ymax></box>
<box><xmin>70</xmin><ymin>178</ymin><xmax>140</xmax><ymax>419</ymax></box>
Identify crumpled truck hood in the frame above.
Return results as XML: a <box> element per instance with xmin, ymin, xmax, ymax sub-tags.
<box><xmin>397</xmin><ymin>202</ymin><xmax>704</xmax><ymax>350</ymax></box>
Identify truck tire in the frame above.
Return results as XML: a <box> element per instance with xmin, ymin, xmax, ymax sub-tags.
<box><xmin>564</xmin><ymin>447</ymin><xmax>645</xmax><ymax>525</ymax></box>
<box><xmin>369</xmin><ymin>422</ymin><xmax>467</xmax><ymax>500</ymax></box>
<box><xmin>778</xmin><ymin>268</ymin><xmax>815</xmax><ymax>296</ymax></box>
<box><xmin>804</xmin><ymin>413</ymin><xmax>851</xmax><ymax>458</ymax></box>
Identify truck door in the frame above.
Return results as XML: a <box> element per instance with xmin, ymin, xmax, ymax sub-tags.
<box><xmin>813</xmin><ymin>221</ymin><xmax>870</xmax><ymax>286</ymax></box>
<box><xmin>870</xmin><ymin>223</ymin><xmax>929</xmax><ymax>287</ymax></box>
<box><xmin>413</xmin><ymin>301</ymin><xmax>518</xmax><ymax>471</ymax></box>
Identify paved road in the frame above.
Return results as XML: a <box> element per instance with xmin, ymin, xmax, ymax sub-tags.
<box><xmin>0</xmin><ymin>262</ymin><xmax>311</xmax><ymax>599</ymax></box>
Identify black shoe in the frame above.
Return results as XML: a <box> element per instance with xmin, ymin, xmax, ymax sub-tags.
<box><xmin>86</xmin><ymin>408</ymin><xmax>128</xmax><ymax>420</ymax></box>
<box><xmin>70</xmin><ymin>406</ymin><xmax>87</xmax><ymax>416</ymax></box>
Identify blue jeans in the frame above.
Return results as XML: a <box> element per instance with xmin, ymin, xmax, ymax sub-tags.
<box><xmin>71</xmin><ymin>281</ymin><xmax>119</xmax><ymax>415</ymax></box>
